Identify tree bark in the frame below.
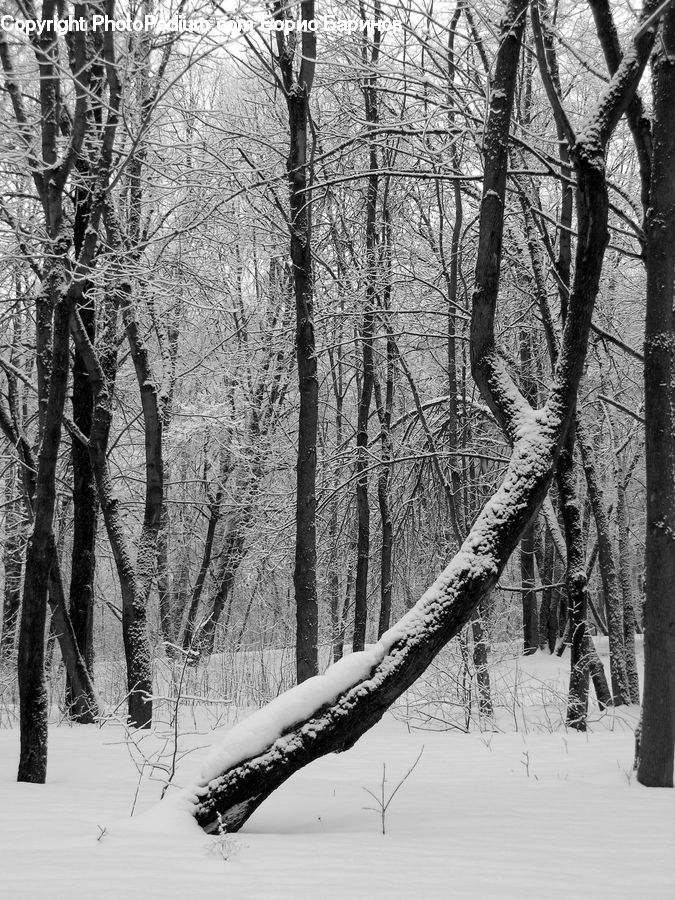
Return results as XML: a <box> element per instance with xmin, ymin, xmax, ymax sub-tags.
<box><xmin>615</xmin><ymin>444</ymin><xmax>641</xmax><ymax>703</ymax></box>
<box><xmin>536</xmin><ymin>524</ymin><xmax>558</xmax><ymax>652</ymax></box>
<box><xmin>520</xmin><ymin>526</ymin><xmax>538</xmax><ymax>655</ymax></box>
<box><xmin>1</xmin><ymin>462</ymin><xmax>23</xmax><ymax>660</ymax></box>
<box><xmin>274</xmin><ymin>1</ymin><xmax>319</xmax><ymax>682</ymax></box>
<box><xmin>67</xmin><ymin>194</ymin><xmax>99</xmax><ymax>718</ymax></box>
<box><xmin>19</xmin><ymin>285</ymin><xmax>72</xmax><ymax>781</ymax></box>
<box><xmin>577</xmin><ymin>419</ymin><xmax>629</xmax><ymax>704</ymax></box>
<box><xmin>638</xmin><ymin>6</ymin><xmax>675</xmax><ymax>788</ymax></box>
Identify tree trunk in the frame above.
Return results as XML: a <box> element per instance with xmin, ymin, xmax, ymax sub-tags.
<box><xmin>67</xmin><ymin>297</ymin><xmax>98</xmax><ymax>720</ymax></box>
<box><xmin>1</xmin><ymin>463</ymin><xmax>23</xmax><ymax>660</ymax></box>
<box><xmin>520</xmin><ymin>527</ymin><xmax>538</xmax><ymax>655</ymax></box>
<box><xmin>557</xmin><ymin>439</ymin><xmax>590</xmax><ymax>730</ymax></box>
<box><xmin>577</xmin><ymin>419</ymin><xmax>629</xmax><ymax>704</ymax></box>
<box><xmin>181</xmin><ymin>490</ymin><xmax>222</xmax><ymax>651</ymax></box>
<box><xmin>616</xmin><ymin>451</ymin><xmax>641</xmax><ymax>703</ymax></box>
<box><xmin>71</xmin><ymin>301</ymin><xmax>154</xmax><ymax>729</ymax></box>
<box><xmin>638</xmin><ymin>7</ymin><xmax>675</xmax><ymax>787</ymax></box>
<box><xmin>18</xmin><ymin>290</ymin><xmax>71</xmax><ymax>782</ymax></box>
<box><xmin>519</xmin><ymin>329</ymin><xmax>539</xmax><ymax>656</ymax></box>
<box><xmin>585</xmin><ymin>633</ymin><xmax>612</xmax><ymax>710</ymax></box>
<box><xmin>537</xmin><ymin>524</ymin><xmax>558</xmax><ymax>652</ymax></box>
<box><xmin>198</xmin><ymin>528</ymin><xmax>245</xmax><ymax>657</ymax></box>
<box><xmin>155</xmin><ymin>503</ymin><xmax>175</xmax><ymax>649</ymax></box>
<box><xmin>472</xmin><ymin>601</ymin><xmax>493</xmax><ymax>720</ymax></box>
<box><xmin>276</xmin><ymin>6</ymin><xmax>319</xmax><ymax>682</ymax></box>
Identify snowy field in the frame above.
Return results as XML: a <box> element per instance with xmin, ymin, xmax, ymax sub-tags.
<box><xmin>1</xmin><ymin>647</ymin><xmax>674</xmax><ymax>899</ymax></box>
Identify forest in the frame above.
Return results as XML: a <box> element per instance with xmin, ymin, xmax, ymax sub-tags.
<box><xmin>0</xmin><ymin>0</ymin><xmax>674</xmax><ymax>896</ymax></box>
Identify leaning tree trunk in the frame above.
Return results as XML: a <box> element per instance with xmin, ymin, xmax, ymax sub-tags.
<box><xmin>638</xmin><ymin>6</ymin><xmax>675</xmax><ymax>788</ymax></box>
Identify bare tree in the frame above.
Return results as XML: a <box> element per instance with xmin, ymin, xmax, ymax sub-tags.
<box><xmin>638</xmin><ymin>2</ymin><xmax>675</xmax><ymax>788</ymax></box>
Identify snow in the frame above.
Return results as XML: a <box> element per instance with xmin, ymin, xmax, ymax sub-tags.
<box><xmin>1</xmin><ymin>646</ymin><xmax>674</xmax><ymax>898</ymax></box>
<box><xmin>192</xmin><ymin>405</ymin><xmax>562</xmax><ymax>796</ymax></box>
<box><xmin>198</xmin><ymin>612</ymin><xmax>436</xmax><ymax>784</ymax></box>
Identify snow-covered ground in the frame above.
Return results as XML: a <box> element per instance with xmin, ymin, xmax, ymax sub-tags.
<box><xmin>1</xmin><ymin>647</ymin><xmax>673</xmax><ymax>899</ymax></box>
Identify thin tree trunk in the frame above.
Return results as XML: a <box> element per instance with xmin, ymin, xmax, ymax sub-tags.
<box><xmin>521</xmin><ymin>526</ymin><xmax>538</xmax><ymax>655</ymax></box>
<box><xmin>275</xmin><ymin>3</ymin><xmax>319</xmax><ymax>682</ymax></box>
<box><xmin>537</xmin><ymin>524</ymin><xmax>558</xmax><ymax>652</ymax></box>
<box><xmin>557</xmin><ymin>439</ymin><xmax>590</xmax><ymax>730</ymax></box>
<box><xmin>67</xmin><ymin>291</ymin><xmax>98</xmax><ymax>719</ymax></box>
<box><xmin>181</xmin><ymin>490</ymin><xmax>222</xmax><ymax>651</ymax></box>
<box><xmin>19</xmin><ymin>289</ymin><xmax>72</xmax><ymax>782</ymax></box>
<box><xmin>199</xmin><ymin>529</ymin><xmax>245</xmax><ymax>657</ymax></box>
<box><xmin>615</xmin><ymin>448</ymin><xmax>641</xmax><ymax>703</ymax></box>
<box><xmin>472</xmin><ymin>602</ymin><xmax>493</xmax><ymax>720</ymax></box>
<box><xmin>353</xmin><ymin>10</ymin><xmax>382</xmax><ymax>652</ymax></box>
<box><xmin>375</xmin><ymin>352</ymin><xmax>394</xmax><ymax>638</ymax></box>
<box><xmin>577</xmin><ymin>419</ymin><xmax>629</xmax><ymax>704</ymax></box>
<box><xmin>1</xmin><ymin>463</ymin><xmax>23</xmax><ymax>660</ymax></box>
<box><xmin>585</xmin><ymin>633</ymin><xmax>612</xmax><ymax>710</ymax></box>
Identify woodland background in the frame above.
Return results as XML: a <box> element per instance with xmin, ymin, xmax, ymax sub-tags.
<box><xmin>0</xmin><ymin>0</ymin><xmax>673</xmax><ymax>820</ymax></box>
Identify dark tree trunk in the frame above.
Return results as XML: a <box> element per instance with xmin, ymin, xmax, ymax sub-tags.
<box><xmin>520</xmin><ymin>526</ymin><xmax>538</xmax><ymax>655</ymax></box>
<box><xmin>472</xmin><ymin>602</ymin><xmax>493</xmax><ymax>720</ymax></box>
<box><xmin>275</xmin><ymin>5</ymin><xmax>319</xmax><ymax>682</ymax></box>
<box><xmin>71</xmin><ymin>295</ymin><xmax>155</xmax><ymax>729</ymax></box>
<box><xmin>616</xmin><ymin>452</ymin><xmax>641</xmax><ymax>703</ymax></box>
<box><xmin>199</xmin><ymin>528</ymin><xmax>245</xmax><ymax>657</ymax></box>
<box><xmin>537</xmin><ymin>525</ymin><xmax>558</xmax><ymax>652</ymax></box>
<box><xmin>1</xmin><ymin>463</ymin><xmax>23</xmax><ymax>660</ymax></box>
<box><xmin>557</xmin><ymin>439</ymin><xmax>590</xmax><ymax>730</ymax></box>
<box><xmin>376</xmin><ymin>366</ymin><xmax>394</xmax><ymax>638</ymax></box>
<box><xmin>123</xmin><ymin>304</ymin><xmax>163</xmax><ymax>727</ymax></box>
<box><xmin>577</xmin><ymin>420</ymin><xmax>629</xmax><ymax>703</ymax></box>
<box><xmin>353</xmin><ymin>12</ymin><xmax>382</xmax><ymax>652</ymax></box>
<box><xmin>638</xmin><ymin>7</ymin><xmax>675</xmax><ymax>788</ymax></box>
<box><xmin>156</xmin><ymin>503</ymin><xmax>175</xmax><ymax>649</ymax></box>
<box><xmin>353</xmin><ymin>326</ymin><xmax>373</xmax><ymax>653</ymax></box>
<box><xmin>519</xmin><ymin>326</ymin><xmax>539</xmax><ymax>657</ymax></box>
<box><xmin>19</xmin><ymin>289</ymin><xmax>72</xmax><ymax>782</ymax></box>
<box><xmin>181</xmin><ymin>490</ymin><xmax>222</xmax><ymax>651</ymax></box>
<box><xmin>67</xmin><ymin>298</ymin><xmax>98</xmax><ymax>720</ymax></box>
<box><xmin>327</xmin><ymin>500</ymin><xmax>342</xmax><ymax>660</ymax></box>
<box><xmin>585</xmin><ymin>633</ymin><xmax>612</xmax><ymax>710</ymax></box>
